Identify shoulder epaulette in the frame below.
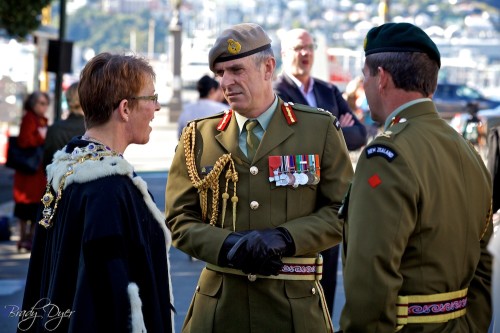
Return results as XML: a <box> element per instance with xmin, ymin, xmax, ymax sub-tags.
<box><xmin>377</xmin><ymin>118</ymin><xmax>409</xmax><ymax>140</ymax></box>
<box><xmin>286</xmin><ymin>101</ymin><xmax>330</xmax><ymax>115</ymax></box>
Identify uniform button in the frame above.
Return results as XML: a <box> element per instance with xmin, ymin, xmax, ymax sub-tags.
<box><xmin>248</xmin><ymin>274</ymin><xmax>257</xmax><ymax>282</ymax></box>
<box><xmin>250</xmin><ymin>166</ymin><xmax>258</xmax><ymax>175</ymax></box>
<box><xmin>250</xmin><ymin>201</ymin><xmax>259</xmax><ymax>210</ymax></box>
<box><xmin>196</xmin><ymin>285</ymin><xmax>200</xmax><ymax>292</ymax></box>
<box><xmin>311</xmin><ymin>287</ymin><xmax>316</xmax><ymax>295</ymax></box>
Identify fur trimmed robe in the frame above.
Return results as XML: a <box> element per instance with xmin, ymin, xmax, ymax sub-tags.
<box><xmin>20</xmin><ymin>137</ymin><xmax>174</xmax><ymax>333</ymax></box>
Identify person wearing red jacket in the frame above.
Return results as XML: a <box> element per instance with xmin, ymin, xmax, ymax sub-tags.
<box><xmin>13</xmin><ymin>91</ymin><xmax>49</xmax><ymax>251</ymax></box>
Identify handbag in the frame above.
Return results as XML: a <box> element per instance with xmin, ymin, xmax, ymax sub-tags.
<box><xmin>5</xmin><ymin>136</ymin><xmax>44</xmax><ymax>174</ymax></box>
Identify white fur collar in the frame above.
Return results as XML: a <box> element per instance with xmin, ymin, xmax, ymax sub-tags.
<box><xmin>46</xmin><ymin>148</ymin><xmax>171</xmax><ymax>250</ymax></box>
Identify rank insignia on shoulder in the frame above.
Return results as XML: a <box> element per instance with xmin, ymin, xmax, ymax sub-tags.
<box><xmin>333</xmin><ymin>117</ymin><xmax>341</xmax><ymax>130</ymax></box>
<box><xmin>378</xmin><ymin>130</ymin><xmax>392</xmax><ymax>138</ymax></box>
<box><xmin>365</xmin><ymin>144</ymin><xmax>398</xmax><ymax>162</ymax></box>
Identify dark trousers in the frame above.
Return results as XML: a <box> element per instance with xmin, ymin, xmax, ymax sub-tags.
<box><xmin>320</xmin><ymin>245</ymin><xmax>339</xmax><ymax>316</ymax></box>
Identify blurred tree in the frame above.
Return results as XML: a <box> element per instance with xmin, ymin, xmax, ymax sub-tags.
<box><xmin>66</xmin><ymin>5</ymin><xmax>168</xmax><ymax>55</ymax></box>
<box><xmin>0</xmin><ymin>0</ymin><xmax>52</xmax><ymax>39</ymax></box>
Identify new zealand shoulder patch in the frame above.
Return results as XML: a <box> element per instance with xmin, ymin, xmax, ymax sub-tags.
<box><xmin>365</xmin><ymin>144</ymin><xmax>398</xmax><ymax>162</ymax></box>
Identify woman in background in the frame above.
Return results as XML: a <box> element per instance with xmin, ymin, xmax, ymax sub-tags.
<box><xmin>13</xmin><ymin>91</ymin><xmax>49</xmax><ymax>252</ymax></box>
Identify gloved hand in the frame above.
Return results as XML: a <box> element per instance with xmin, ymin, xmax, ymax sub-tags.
<box><xmin>218</xmin><ymin>231</ymin><xmax>251</xmax><ymax>267</ymax></box>
<box><xmin>226</xmin><ymin>228</ymin><xmax>295</xmax><ymax>275</ymax></box>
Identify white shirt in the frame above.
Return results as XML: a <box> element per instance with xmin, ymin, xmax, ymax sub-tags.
<box><xmin>284</xmin><ymin>71</ymin><xmax>317</xmax><ymax>107</ymax></box>
<box><xmin>178</xmin><ymin>99</ymin><xmax>228</xmax><ymax>138</ymax></box>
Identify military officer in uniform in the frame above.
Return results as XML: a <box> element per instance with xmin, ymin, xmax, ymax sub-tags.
<box><xmin>339</xmin><ymin>23</ymin><xmax>493</xmax><ymax>332</ymax></box>
<box><xmin>166</xmin><ymin>23</ymin><xmax>353</xmax><ymax>332</ymax></box>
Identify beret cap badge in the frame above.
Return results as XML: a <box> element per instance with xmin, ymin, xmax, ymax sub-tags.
<box><xmin>208</xmin><ymin>23</ymin><xmax>272</xmax><ymax>71</ymax></box>
<box><xmin>227</xmin><ymin>39</ymin><xmax>242</xmax><ymax>55</ymax></box>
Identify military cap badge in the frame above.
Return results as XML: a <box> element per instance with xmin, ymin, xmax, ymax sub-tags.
<box><xmin>227</xmin><ymin>39</ymin><xmax>241</xmax><ymax>55</ymax></box>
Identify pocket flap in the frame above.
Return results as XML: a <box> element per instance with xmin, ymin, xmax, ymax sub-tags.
<box><xmin>197</xmin><ymin>268</ymin><xmax>223</xmax><ymax>297</ymax></box>
<box><xmin>284</xmin><ymin>280</ymin><xmax>316</xmax><ymax>299</ymax></box>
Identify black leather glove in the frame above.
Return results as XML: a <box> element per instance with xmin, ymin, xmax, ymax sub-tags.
<box><xmin>226</xmin><ymin>228</ymin><xmax>295</xmax><ymax>275</ymax></box>
<box><xmin>218</xmin><ymin>231</ymin><xmax>250</xmax><ymax>267</ymax></box>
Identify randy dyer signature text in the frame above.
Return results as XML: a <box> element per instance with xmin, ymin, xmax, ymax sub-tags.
<box><xmin>6</xmin><ymin>298</ymin><xmax>75</xmax><ymax>331</ymax></box>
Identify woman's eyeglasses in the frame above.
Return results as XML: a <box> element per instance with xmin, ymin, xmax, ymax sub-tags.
<box><xmin>130</xmin><ymin>94</ymin><xmax>158</xmax><ymax>104</ymax></box>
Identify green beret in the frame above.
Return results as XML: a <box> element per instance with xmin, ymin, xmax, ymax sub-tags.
<box><xmin>208</xmin><ymin>23</ymin><xmax>272</xmax><ymax>72</ymax></box>
<box><xmin>364</xmin><ymin>23</ymin><xmax>440</xmax><ymax>68</ymax></box>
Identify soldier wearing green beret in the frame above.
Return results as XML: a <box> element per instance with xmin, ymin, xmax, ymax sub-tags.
<box><xmin>339</xmin><ymin>23</ymin><xmax>493</xmax><ymax>332</ymax></box>
<box><xmin>165</xmin><ymin>23</ymin><xmax>353</xmax><ymax>332</ymax></box>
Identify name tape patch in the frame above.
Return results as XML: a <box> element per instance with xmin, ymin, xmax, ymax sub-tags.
<box><xmin>365</xmin><ymin>144</ymin><xmax>398</xmax><ymax>162</ymax></box>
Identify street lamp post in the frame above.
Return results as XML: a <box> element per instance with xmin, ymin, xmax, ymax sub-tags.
<box><xmin>379</xmin><ymin>0</ymin><xmax>390</xmax><ymax>24</ymax></box>
<box><xmin>169</xmin><ymin>0</ymin><xmax>182</xmax><ymax>124</ymax></box>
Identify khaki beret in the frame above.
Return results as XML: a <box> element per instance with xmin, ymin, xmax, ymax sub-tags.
<box><xmin>364</xmin><ymin>22</ymin><xmax>441</xmax><ymax>68</ymax></box>
<box><xmin>208</xmin><ymin>23</ymin><xmax>272</xmax><ymax>72</ymax></box>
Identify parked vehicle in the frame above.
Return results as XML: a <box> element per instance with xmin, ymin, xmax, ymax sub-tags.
<box><xmin>433</xmin><ymin>83</ymin><xmax>500</xmax><ymax>120</ymax></box>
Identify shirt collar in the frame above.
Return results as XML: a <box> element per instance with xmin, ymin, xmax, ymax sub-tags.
<box><xmin>384</xmin><ymin>98</ymin><xmax>431</xmax><ymax>130</ymax></box>
<box><xmin>235</xmin><ymin>96</ymin><xmax>278</xmax><ymax>133</ymax></box>
<box><xmin>285</xmin><ymin>71</ymin><xmax>314</xmax><ymax>95</ymax></box>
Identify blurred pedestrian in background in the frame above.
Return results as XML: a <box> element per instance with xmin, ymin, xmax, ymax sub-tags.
<box><xmin>166</xmin><ymin>23</ymin><xmax>353</xmax><ymax>332</ymax></box>
<box><xmin>21</xmin><ymin>53</ymin><xmax>174</xmax><ymax>333</ymax></box>
<box><xmin>344</xmin><ymin>76</ymin><xmax>380</xmax><ymax>141</ymax></box>
<box><xmin>340</xmin><ymin>23</ymin><xmax>493</xmax><ymax>332</ymax></box>
<box><xmin>42</xmin><ymin>81</ymin><xmax>85</xmax><ymax>168</ymax></box>
<box><xmin>177</xmin><ymin>74</ymin><xmax>227</xmax><ymax>138</ymax></box>
<box><xmin>13</xmin><ymin>91</ymin><xmax>49</xmax><ymax>252</ymax></box>
<box><xmin>274</xmin><ymin>28</ymin><xmax>367</xmax><ymax>318</ymax></box>
<box><xmin>274</xmin><ymin>28</ymin><xmax>367</xmax><ymax>151</ymax></box>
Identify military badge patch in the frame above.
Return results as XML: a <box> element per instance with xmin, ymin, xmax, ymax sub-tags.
<box><xmin>227</xmin><ymin>39</ymin><xmax>241</xmax><ymax>54</ymax></box>
<box><xmin>365</xmin><ymin>144</ymin><xmax>397</xmax><ymax>162</ymax></box>
<box><xmin>368</xmin><ymin>174</ymin><xmax>382</xmax><ymax>188</ymax></box>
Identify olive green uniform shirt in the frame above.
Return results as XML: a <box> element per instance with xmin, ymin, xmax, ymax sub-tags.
<box><xmin>340</xmin><ymin>100</ymin><xmax>493</xmax><ymax>332</ymax></box>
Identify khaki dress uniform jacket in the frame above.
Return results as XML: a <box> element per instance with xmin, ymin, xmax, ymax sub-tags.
<box><xmin>340</xmin><ymin>101</ymin><xmax>493</xmax><ymax>332</ymax></box>
<box><xmin>166</xmin><ymin>98</ymin><xmax>353</xmax><ymax>333</ymax></box>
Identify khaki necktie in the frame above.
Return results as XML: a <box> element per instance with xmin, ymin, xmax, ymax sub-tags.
<box><xmin>245</xmin><ymin>120</ymin><xmax>260</xmax><ymax>161</ymax></box>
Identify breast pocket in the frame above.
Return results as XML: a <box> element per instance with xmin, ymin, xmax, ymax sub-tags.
<box><xmin>269</xmin><ymin>184</ymin><xmax>318</xmax><ymax>227</ymax></box>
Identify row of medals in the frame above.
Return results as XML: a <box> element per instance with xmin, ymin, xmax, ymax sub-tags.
<box><xmin>268</xmin><ymin>155</ymin><xmax>320</xmax><ymax>187</ymax></box>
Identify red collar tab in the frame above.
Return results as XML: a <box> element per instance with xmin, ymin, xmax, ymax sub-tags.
<box><xmin>282</xmin><ymin>102</ymin><xmax>297</xmax><ymax>125</ymax></box>
<box><xmin>389</xmin><ymin>116</ymin><xmax>401</xmax><ymax>127</ymax></box>
<box><xmin>389</xmin><ymin>116</ymin><xmax>407</xmax><ymax>127</ymax></box>
<box><xmin>217</xmin><ymin>109</ymin><xmax>233</xmax><ymax>131</ymax></box>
